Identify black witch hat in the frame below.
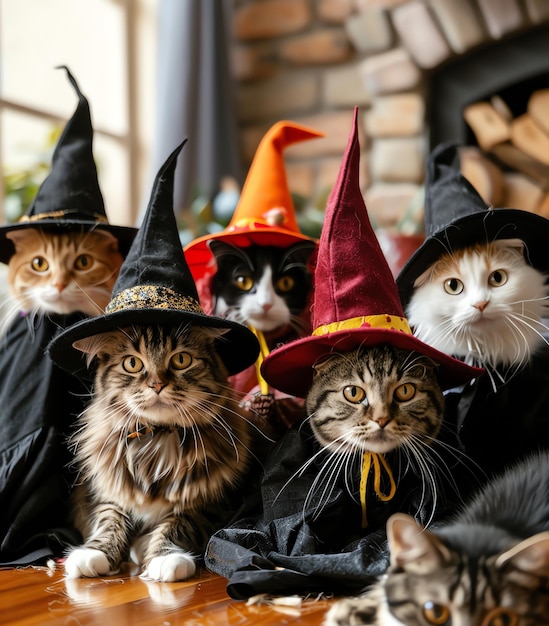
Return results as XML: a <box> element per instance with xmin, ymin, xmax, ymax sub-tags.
<box><xmin>47</xmin><ymin>142</ymin><xmax>260</xmax><ymax>377</ymax></box>
<box><xmin>397</xmin><ymin>142</ymin><xmax>549</xmax><ymax>306</ymax></box>
<box><xmin>0</xmin><ymin>66</ymin><xmax>136</xmax><ymax>264</ymax></box>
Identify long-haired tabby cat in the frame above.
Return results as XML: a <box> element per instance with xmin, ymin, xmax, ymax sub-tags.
<box><xmin>208</xmin><ymin>239</ymin><xmax>315</xmax><ymax>336</ymax></box>
<box><xmin>325</xmin><ymin>450</ymin><xmax>549</xmax><ymax>626</ymax></box>
<box><xmin>63</xmin><ymin>322</ymin><xmax>252</xmax><ymax>582</ymax></box>
<box><xmin>406</xmin><ymin>239</ymin><xmax>549</xmax><ymax>375</ymax></box>
<box><xmin>2</xmin><ymin>227</ymin><xmax>123</xmax><ymax>332</ymax></box>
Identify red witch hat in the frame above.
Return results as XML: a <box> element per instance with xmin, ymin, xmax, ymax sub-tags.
<box><xmin>184</xmin><ymin>120</ymin><xmax>323</xmax><ymax>284</ymax></box>
<box><xmin>261</xmin><ymin>108</ymin><xmax>484</xmax><ymax>398</ymax></box>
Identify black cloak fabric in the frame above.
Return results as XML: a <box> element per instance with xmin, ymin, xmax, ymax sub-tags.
<box><xmin>0</xmin><ymin>313</ymin><xmax>89</xmax><ymax>565</ymax></box>
<box><xmin>445</xmin><ymin>342</ymin><xmax>549</xmax><ymax>487</ymax></box>
<box><xmin>205</xmin><ymin>419</ymin><xmax>473</xmax><ymax>600</ymax></box>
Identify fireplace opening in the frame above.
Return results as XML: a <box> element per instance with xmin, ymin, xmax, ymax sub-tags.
<box><xmin>427</xmin><ymin>24</ymin><xmax>549</xmax><ymax>150</ymax></box>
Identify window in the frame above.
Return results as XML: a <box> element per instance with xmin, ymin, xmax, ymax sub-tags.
<box><xmin>0</xmin><ymin>0</ymin><xmax>157</xmax><ymax>228</ymax></box>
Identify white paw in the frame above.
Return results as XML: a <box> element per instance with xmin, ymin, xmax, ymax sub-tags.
<box><xmin>64</xmin><ymin>548</ymin><xmax>113</xmax><ymax>579</ymax></box>
<box><xmin>141</xmin><ymin>553</ymin><xmax>196</xmax><ymax>582</ymax></box>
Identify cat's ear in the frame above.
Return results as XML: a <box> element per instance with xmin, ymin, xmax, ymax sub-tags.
<box><xmin>387</xmin><ymin>513</ymin><xmax>453</xmax><ymax>573</ymax></box>
<box><xmin>413</xmin><ymin>265</ymin><xmax>436</xmax><ymax>288</ymax></box>
<box><xmin>208</xmin><ymin>240</ymin><xmax>250</xmax><ymax>264</ymax></box>
<box><xmin>281</xmin><ymin>241</ymin><xmax>316</xmax><ymax>268</ymax></box>
<box><xmin>495</xmin><ymin>531</ymin><xmax>549</xmax><ymax>577</ymax></box>
<box><xmin>312</xmin><ymin>354</ymin><xmax>338</xmax><ymax>375</ymax></box>
<box><xmin>493</xmin><ymin>238</ymin><xmax>525</xmax><ymax>255</ymax></box>
<box><xmin>6</xmin><ymin>229</ymin><xmax>39</xmax><ymax>252</ymax></box>
<box><xmin>73</xmin><ymin>332</ymin><xmax>115</xmax><ymax>359</ymax></box>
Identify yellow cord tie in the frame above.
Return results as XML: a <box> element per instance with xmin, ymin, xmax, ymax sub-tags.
<box><xmin>359</xmin><ymin>452</ymin><xmax>397</xmax><ymax>528</ymax></box>
<box><xmin>249</xmin><ymin>326</ymin><xmax>271</xmax><ymax>395</ymax></box>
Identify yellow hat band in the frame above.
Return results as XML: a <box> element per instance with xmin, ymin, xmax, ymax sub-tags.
<box><xmin>312</xmin><ymin>314</ymin><xmax>412</xmax><ymax>337</ymax></box>
<box><xmin>18</xmin><ymin>209</ymin><xmax>109</xmax><ymax>224</ymax></box>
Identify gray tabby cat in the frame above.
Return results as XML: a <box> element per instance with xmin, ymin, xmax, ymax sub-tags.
<box><xmin>63</xmin><ymin>323</ymin><xmax>252</xmax><ymax>582</ymax></box>
<box><xmin>325</xmin><ymin>451</ymin><xmax>549</xmax><ymax>626</ymax></box>
<box><xmin>302</xmin><ymin>344</ymin><xmax>449</xmax><ymax>522</ymax></box>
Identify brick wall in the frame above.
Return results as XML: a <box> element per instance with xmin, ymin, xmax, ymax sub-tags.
<box><xmin>231</xmin><ymin>0</ymin><xmax>549</xmax><ymax>236</ymax></box>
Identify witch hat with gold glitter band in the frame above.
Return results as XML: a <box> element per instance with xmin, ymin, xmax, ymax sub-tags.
<box><xmin>47</xmin><ymin>141</ymin><xmax>260</xmax><ymax>378</ymax></box>
<box><xmin>183</xmin><ymin>120</ymin><xmax>324</xmax><ymax>284</ymax></box>
<box><xmin>0</xmin><ymin>66</ymin><xmax>136</xmax><ymax>264</ymax></box>
<box><xmin>261</xmin><ymin>108</ymin><xmax>484</xmax><ymax>399</ymax></box>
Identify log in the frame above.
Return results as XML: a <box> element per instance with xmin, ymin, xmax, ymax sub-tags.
<box><xmin>490</xmin><ymin>143</ymin><xmax>549</xmax><ymax>191</ymax></box>
<box><xmin>463</xmin><ymin>101</ymin><xmax>511</xmax><ymax>150</ymax></box>
<box><xmin>510</xmin><ymin>114</ymin><xmax>549</xmax><ymax>166</ymax></box>
<box><xmin>527</xmin><ymin>88</ymin><xmax>549</xmax><ymax>136</ymax></box>
<box><xmin>502</xmin><ymin>171</ymin><xmax>543</xmax><ymax>213</ymax></box>
<box><xmin>458</xmin><ymin>145</ymin><xmax>504</xmax><ymax>206</ymax></box>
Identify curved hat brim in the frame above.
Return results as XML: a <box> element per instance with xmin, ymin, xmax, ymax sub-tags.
<box><xmin>397</xmin><ymin>208</ymin><xmax>549</xmax><ymax>306</ymax></box>
<box><xmin>184</xmin><ymin>227</ymin><xmax>317</xmax><ymax>282</ymax></box>
<box><xmin>260</xmin><ymin>327</ymin><xmax>484</xmax><ymax>398</ymax></box>
<box><xmin>0</xmin><ymin>220</ymin><xmax>138</xmax><ymax>264</ymax></box>
<box><xmin>47</xmin><ymin>307</ymin><xmax>260</xmax><ymax>378</ymax></box>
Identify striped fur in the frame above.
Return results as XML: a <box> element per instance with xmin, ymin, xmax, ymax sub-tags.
<box><xmin>63</xmin><ymin>323</ymin><xmax>251</xmax><ymax>581</ymax></box>
<box><xmin>325</xmin><ymin>452</ymin><xmax>549</xmax><ymax>625</ymax></box>
<box><xmin>298</xmin><ymin>346</ymin><xmax>447</xmax><ymax>523</ymax></box>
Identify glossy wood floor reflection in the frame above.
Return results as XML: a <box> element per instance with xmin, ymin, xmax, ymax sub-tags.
<box><xmin>1</xmin><ymin>564</ymin><xmax>337</xmax><ymax>625</ymax></box>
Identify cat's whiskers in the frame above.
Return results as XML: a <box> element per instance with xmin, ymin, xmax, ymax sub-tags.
<box><xmin>399</xmin><ymin>437</ymin><xmax>439</xmax><ymax>527</ymax></box>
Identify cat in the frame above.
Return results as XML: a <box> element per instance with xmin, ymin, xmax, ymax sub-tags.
<box><xmin>1</xmin><ymin>227</ymin><xmax>123</xmax><ymax>333</ymax></box>
<box><xmin>300</xmin><ymin>344</ymin><xmax>459</xmax><ymax>524</ymax></box>
<box><xmin>208</xmin><ymin>240</ymin><xmax>315</xmax><ymax>336</ymax></box>
<box><xmin>406</xmin><ymin>239</ymin><xmax>549</xmax><ymax>375</ymax></box>
<box><xmin>203</xmin><ymin>343</ymin><xmax>473</xmax><ymax>594</ymax></box>
<box><xmin>62</xmin><ymin>322</ymin><xmax>252</xmax><ymax>582</ymax></box>
<box><xmin>325</xmin><ymin>450</ymin><xmax>549</xmax><ymax>626</ymax></box>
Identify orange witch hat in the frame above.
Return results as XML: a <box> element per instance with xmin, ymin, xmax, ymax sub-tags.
<box><xmin>184</xmin><ymin>120</ymin><xmax>324</xmax><ymax>284</ymax></box>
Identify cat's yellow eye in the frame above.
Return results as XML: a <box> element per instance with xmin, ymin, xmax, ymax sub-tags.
<box><xmin>488</xmin><ymin>269</ymin><xmax>508</xmax><ymax>287</ymax></box>
<box><xmin>234</xmin><ymin>275</ymin><xmax>254</xmax><ymax>291</ymax></box>
<box><xmin>170</xmin><ymin>352</ymin><xmax>192</xmax><ymax>370</ymax></box>
<box><xmin>122</xmin><ymin>355</ymin><xmax>144</xmax><ymax>374</ymax></box>
<box><xmin>394</xmin><ymin>383</ymin><xmax>416</xmax><ymax>402</ymax></box>
<box><xmin>277</xmin><ymin>275</ymin><xmax>295</xmax><ymax>292</ymax></box>
<box><xmin>343</xmin><ymin>385</ymin><xmax>366</xmax><ymax>404</ymax></box>
<box><xmin>481</xmin><ymin>607</ymin><xmax>518</xmax><ymax>626</ymax></box>
<box><xmin>31</xmin><ymin>256</ymin><xmax>49</xmax><ymax>272</ymax></box>
<box><xmin>422</xmin><ymin>601</ymin><xmax>450</xmax><ymax>625</ymax></box>
<box><xmin>444</xmin><ymin>278</ymin><xmax>464</xmax><ymax>295</ymax></box>
<box><xmin>75</xmin><ymin>254</ymin><xmax>94</xmax><ymax>271</ymax></box>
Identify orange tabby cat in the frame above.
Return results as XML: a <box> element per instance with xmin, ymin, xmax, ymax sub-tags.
<box><xmin>2</xmin><ymin>228</ymin><xmax>123</xmax><ymax>332</ymax></box>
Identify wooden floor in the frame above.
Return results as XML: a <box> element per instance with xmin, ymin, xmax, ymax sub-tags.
<box><xmin>1</xmin><ymin>563</ymin><xmax>337</xmax><ymax>625</ymax></box>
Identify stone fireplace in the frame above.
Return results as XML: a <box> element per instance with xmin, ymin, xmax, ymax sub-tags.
<box><xmin>232</xmin><ymin>0</ymin><xmax>549</xmax><ymax>241</ymax></box>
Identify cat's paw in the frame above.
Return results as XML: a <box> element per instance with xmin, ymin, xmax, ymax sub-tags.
<box><xmin>323</xmin><ymin>596</ymin><xmax>379</xmax><ymax>626</ymax></box>
<box><xmin>141</xmin><ymin>553</ymin><xmax>196</xmax><ymax>582</ymax></box>
<box><xmin>64</xmin><ymin>548</ymin><xmax>115</xmax><ymax>579</ymax></box>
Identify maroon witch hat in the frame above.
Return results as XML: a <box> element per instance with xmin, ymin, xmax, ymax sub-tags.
<box><xmin>261</xmin><ymin>108</ymin><xmax>484</xmax><ymax>398</ymax></box>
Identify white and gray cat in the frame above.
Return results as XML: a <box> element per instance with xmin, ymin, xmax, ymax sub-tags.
<box><xmin>325</xmin><ymin>450</ymin><xmax>549</xmax><ymax>626</ymax></box>
<box><xmin>1</xmin><ymin>227</ymin><xmax>123</xmax><ymax>333</ymax></box>
<box><xmin>406</xmin><ymin>239</ymin><xmax>549</xmax><ymax>375</ymax></box>
<box><xmin>63</xmin><ymin>323</ymin><xmax>252</xmax><ymax>582</ymax></box>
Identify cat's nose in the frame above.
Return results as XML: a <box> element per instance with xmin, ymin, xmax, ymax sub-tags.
<box><xmin>261</xmin><ymin>303</ymin><xmax>273</xmax><ymax>312</ymax></box>
<box><xmin>149</xmin><ymin>382</ymin><xmax>165</xmax><ymax>394</ymax></box>
<box><xmin>473</xmin><ymin>300</ymin><xmax>489</xmax><ymax>312</ymax></box>
<box><xmin>374</xmin><ymin>416</ymin><xmax>391</xmax><ymax>429</ymax></box>
<box><xmin>52</xmin><ymin>281</ymin><xmax>66</xmax><ymax>293</ymax></box>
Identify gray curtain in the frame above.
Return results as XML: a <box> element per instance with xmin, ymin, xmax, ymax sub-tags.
<box><xmin>140</xmin><ymin>0</ymin><xmax>242</xmax><ymax>223</ymax></box>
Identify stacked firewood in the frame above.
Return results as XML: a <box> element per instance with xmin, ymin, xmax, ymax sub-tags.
<box><xmin>460</xmin><ymin>88</ymin><xmax>549</xmax><ymax>216</ymax></box>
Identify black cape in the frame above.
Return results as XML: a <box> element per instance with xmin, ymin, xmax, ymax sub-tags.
<box><xmin>445</xmin><ymin>343</ymin><xmax>549</xmax><ymax>484</ymax></box>
<box><xmin>0</xmin><ymin>313</ymin><xmax>89</xmax><ymax>565</ymax></box>
<box><xmin>205</xmin><ymin>420</ymin><xmax>471</xmax><ymax>599</ymax></box>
